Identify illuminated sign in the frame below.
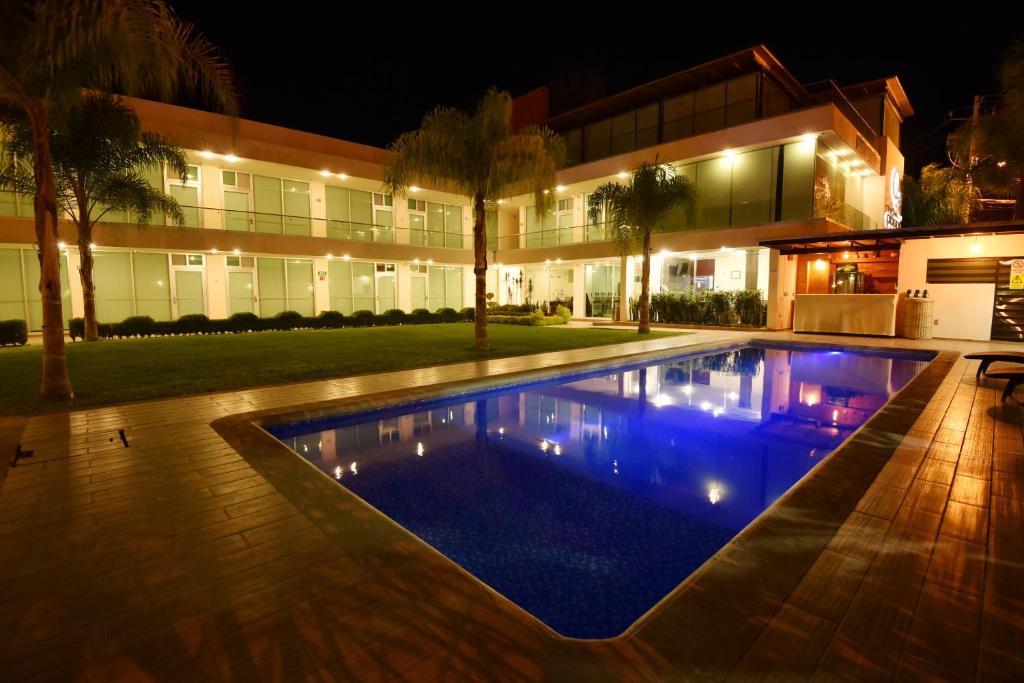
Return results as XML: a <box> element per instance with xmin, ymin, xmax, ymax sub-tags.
<box><xmin>884</xmin><ymin>168</ymin><xmax>903</xmax><ymax>229</ymax></box>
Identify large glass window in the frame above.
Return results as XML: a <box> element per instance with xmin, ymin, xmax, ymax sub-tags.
<box><xmin>695</xmin><ymin>156</ymin><xmax>733</xmax><ymax>228</ymax></box>
<box><xmin>694</xmin><ymin>83</ymin><xmax>726</xmax><ymax>134</ymax></box>
<box><xmin>428</xmin><ymin>266</ymin><xmax>463</xmax><ymax>310</ymax></box>
<box><xmin>730</xmin><ymin>147</ymin><xmax>776</xmax><ymax>226</ymax></box>
<box><xmin>282</xmin><ymin>179</ymin><xmax>311</xmax><ymax>236</ymax></box>
<box><xmin>585</xmin><ymin>264</ymin><xmax>620</xmax><ymax>318</ymax></box>
<box><xmin>93</xmin><ymin>252</ymin><xmax>134</xmax><ymax>322</ymax></box>
<box><xmin>256</xmin><ymin>257</ymin><xmax>313</xmax><ymax>316</ymax></box>
<box><xmin>444</xmin><ymin>204</ymin><xmax>462</xmax><ymax>249</ymax></box>
<box><xmin>583</xmin><ymin>118</ymin><xmax>611</xmax><ymax>162</ymax></box>
<box><xmin>167</xmin><ymin>164</ymin><xmax>200</xmax><ymax>228</ymax></box>
<box><xmin>253</xmin><ymin>175</ymin><xmax>284</xmax><ymax>233</ymax></box>
<box><xmin>350</xmin><ymin>190</ymin><xmax>373</xmax><ymax>241</ymax></box>
<box><xmin>132</xmin><ymin>252</ymin><xmax>171</xmax><ymax>320</ymax></box>
<box><xmin>0</xmin><ymin>250</ymin><xmax>24</xmax><ymax>319</ymax></box>
<box><xmin>352</xmin><ymin>262</ymin><xmax>375</xmax><ymax>311</ymax></box>
<box><xmin>327</xmin><ymin>260</ymin><xmax>354</xmax><ymax>314</ymax></box>
<box><xmin>24</xmin><ymin>250</ymin><xmax>71</xmax><ymax>329</ymax></box>
<box><xmin>326</xmin><ymin>186</ymin><xmax>352</xmax><ymax>239</ymax></box>
<box><xmin>780</xmin><ymin>139</ymin><xmax>815</xmax><ymax>220</ymax></box>
<box><xmin>725</xmin><ymin>74</ymin><xmax>758</xmax><ymax>127</ymax></box>
<box><xmin>663</xmin><ymin>93</ymin><xmax>694</xmax><ymax>141</ymax></box>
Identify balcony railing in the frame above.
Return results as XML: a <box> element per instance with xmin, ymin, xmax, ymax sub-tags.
<box><xmin>496</xmin><ymin>222</ymin><xmax>617</xmax><ymax>250</ymax></box>
<box><xmin>92</xmin><ymin>206</ymin><xmax>467</xmax><ymax>249</ymax></box>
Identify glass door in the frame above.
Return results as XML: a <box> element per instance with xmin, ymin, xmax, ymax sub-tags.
<box><xmin>167</xmin><ymin>164</ymin><xmax>201</xmax><ymax>227</ymax></box>
<box><xmin>224</xmin><ymin>190</ymin><xmax>251</xmax><ymax>232</ymax></box>
<box><xmin>228</xmin><ymin>271</ymin><xmax>255</xmax><ymax>315</ymax></box>
<box><xmin>172</xmin><ymin>269</ymin><xmax>205</xmax><ymax>317</ymax></box>
<box><xmin>585</xmin><ymin>263</ymin><xmax>620</xmax><ymax>318</ymax></box>
<box><xmin>376</xmin><ymin>263</ymin><xmax>396</xmax><ymax>312</ymax></box>
<box><xmin>410</xmin><ymin>275</ymin><xmax>427</xmax><ymax>310</ymax></box>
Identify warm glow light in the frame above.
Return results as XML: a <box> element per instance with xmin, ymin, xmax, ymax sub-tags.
<box><xmin>722</xmin><ymin>148</ymin><xmax>736</xmax><ymax>158</ymax></box>
<box><xmin>555</xmin><ymin>258</ymin><xmax>562</xmax><ymax>264</ymax></box>
<box><xmin>652</xmin><ymin>393</ymin><xmax>672</xmax><ymax>408</ymax></box>
<box><xmin>498</xmin><ymin>427</ymin><xmax>504</xmax><ymax>435</ymax></box>
<box><xmin>416</xmin><ymin>442</ymin><xmax>424</xmax><ymax>457</ymax></box>
<box><xmin>200</xmin><ymin>150</ymin><xmax>215</xmax><ymax>158</ymax></box>
<box><xmin>799</xmin><ymin>382</ymin><xmax>820</xmax><ymax>407</ymax></box>
<box><xmin>659</xmin><ymin>249</ymin><xmax>669</xmax><ymax>256</ymax></box>
<box><xmin>233</xmin><ymin>248</ymin><xmax>240</xmax><ymax>256</ymax></box>
<box><xmin>326</xmin><ymin>253</ymin><xmax>333</xmax><ymax>259</ymax></box>
<box><xmin>545</xmin><ymin>259</ymin><xmax>551</xmax><ymax>264</ymax></box>
<box><xmin>89</xmin><ymin>243</ymin><xmax>96</xmax><ymax>250</ymax></box>
<box><xmin>814</xmin><ymin>258</ymin><xmax>827</xmax><ymax>272</ymax></box>
<box><xmin>410</xmin><ymin>185</ymin><xmax>420</xmax><ymax>193</ymax></box>
<box><xmin>413</xmin><ymin>258</ymin><xmax>419</xmax><ymax>264</ymax></box>
<box><xmin>555</xmin><ymin>185</ymin><xmax>565</xmax><ymax>192</ymax></box>
<box><xmin>333</xmin><ymin>466</ymin><xmax>343</xmax><ymax>480</ymax></box>
<box><xmin>320</xmin><ymin>170</ymin><xmax>330</xmax><ymax>177</ymax></box>
<box><xmin>682</xmin><ymin>385</ymin><xmax>693</xmax><ymax>395</ymax></box>
<box><xmin>727</xmin><ymin>391</ymin><xmax>738</xmax><ymax>401</ymax></box>
<box><xmin>720</xmin><ymin>246</ymin><xmax>731</xmax><ymax>252</ymax></box>
<box><xmin>712</xmin><ymin>407</ymin><xmax>723</xmax><ymax>418</ymax></box>
<box><xmin>222</xmin><ymin>154</ymin><xmax>239</xmax><ymax>163</ymax></box>
<box><xmin>496</xmin><ymin>262</ymin><xmax>503</xmax><ymax>267</ymax></box>
<box><xmin>337</xmin><ymin>172</ymin><xmax>348</xmax><ymax>180</ymax></box>
<box><xmin>690</xmin><ymin>253</ymin><xmax>698</xmax><ymax>261</ymax></box>
<box><xmin>843</xmin><ymin>251</ymin><xmax>850</xmax><ymax>259</ymax></box>
<box><xmin>708</xmin><ymin>485</ymin><xmax>722</xmax><ymax>505</ymax></box>
<box><xmin>553</xmin><ymin>444</ymin><xmax>562</xmax><ymax>456</ymax></box>
<box><xmin>350</xmin><ymin>462</ymin><xmax>358</xmax><ymax>475</ymax></box>
<box><xmin>832</xmin><ymin>409</ymin><xmax>839</xmax><ymax>423</ymax></box>
<box><xmin>700</xmin><ymin>401</ymin><xmax>712</xmax><ymax>411</ymax></box>
<box><xmin>799</xmin><ymin>133</ymin><xmax>817</xmax><ymax>143</ymax></box>
<box><xmin>57</xmin><ymin>241</ymin><xmax>66</xmax><ymax>249</ymax></box>
<box><xmin>617</xmin><ymin>171</ymin><xmax>628</xmax><ymax>179</ymax></box>
<box><xmin>210</xmin><ymin>247</ymin><xmax>219</xmax><ymax>254</ymax></box>
<box><xmin>427</xmin><ymin>259</ymin><xmax>433</xmax><ymax>264</ymax></box>
<box><xmin>342</xmin><ymin>254</ymin><xmax>350</xmax><ymax>261</ymax></box>
<box><xmin>971</xmin><ymin>239</ymin><xmax>982</xmax><ymax>253</ymax></box>
<box><xmin>997</xmin><ymin>160</ymin><xmax>1007</xmax><ymax>168</ymax></box>
<box><xmin>540</xmin><ymin>439</ymin><xmax>549</xmax><ymax>452</ymax></box>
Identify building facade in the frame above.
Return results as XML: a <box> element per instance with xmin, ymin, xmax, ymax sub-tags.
<box><xmin>0</xmin><ymin>45</ymin><xmax>913</xmax><ymax>333</ymax></box>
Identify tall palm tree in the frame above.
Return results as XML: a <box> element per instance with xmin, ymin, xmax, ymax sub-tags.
<box><xmin>383</xmin><ymin>89</ymin><xmax>564</xmax><ymax>350</ymax></box>
<box><xmin>1</xmin><ymin>94</ymin><xmax>189</xmax><ymax>341</ymax></box>
<box><xmin>900</xmin><ymin>163</ymin><xmax>975</xmax><ymax>227</ymax></box>
<box><xmin>0</xmin><ymin>0</ymin><xmax>237</xmax><ymax>400</ymax></box>
<box><xmin>948</xmin><ymin>39</ymin><xmax>1024</xmax><ymax>220</ymax></box>
<box><xmin>588</xmin><ymin>162</ymin><xmax>695</xmax><ymax>334</ymax></box>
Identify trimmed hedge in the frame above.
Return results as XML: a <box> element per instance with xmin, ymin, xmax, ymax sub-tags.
<box><xmin>0</xmin><ymin>319</ymin><xmax>28</xmax><ymax>346</ymax></box>
<box><xmin>68</xmin><ymin>305</ymin><xmax>478</xmax><ymax>341</ymax></box>
<box><xmin>490</xmin><ymin>305</ymin><xmax>571</xmax><ymax>327</ymax></box>
<box><xmin>644</xmin><ymin>289</ymin><xmax>767</xmax><ymax>327</ymax></box>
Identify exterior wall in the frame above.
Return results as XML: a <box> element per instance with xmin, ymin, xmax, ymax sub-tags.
<box><xmin>898</xmin><ymin>235</ymin><xmax>1024</xmax><ymax>341</ymax></box>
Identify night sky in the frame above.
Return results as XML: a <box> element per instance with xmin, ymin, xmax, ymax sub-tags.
<box><xmin>167</xmin><ymin>4</ymin><xmax>1020</xmax><ymax>176</ymax></box>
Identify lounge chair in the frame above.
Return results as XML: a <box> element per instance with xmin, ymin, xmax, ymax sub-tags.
<box><xmin>983</xmin><ymin>361</ymin><xmax>1024</xmax><ymax>402</ymax></box>
<box><xmin>964</xmin><ymin>351</ymin><xmax>1024</xmax><ymax>379</ymax></box>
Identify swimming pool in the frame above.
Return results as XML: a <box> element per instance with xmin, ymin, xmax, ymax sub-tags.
<box><xmin>267</xmin><ymin>343</ymin><xmax>932</xmax><ymax>639</ymax></box>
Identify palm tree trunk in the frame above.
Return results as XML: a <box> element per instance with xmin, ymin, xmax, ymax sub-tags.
<box><xmin>473</xmin><ymin>194</ymin><xmax>488</xmax><ymax>350</ymax></box>
<box><xmin>77</xmin><ymin>221</ymin><xmax>99</xmax><ymax>342</ymax></box>
<box><xmin>638</xmin><ymin>227</ymin><xmax>652</xmax><ymax>334</ymax></box>
<box><xmin>29</xmin><ymin>103</ymin><xmax>73</xmax><ymax>400</ymax></box>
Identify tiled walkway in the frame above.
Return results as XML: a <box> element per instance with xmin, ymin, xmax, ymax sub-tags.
<box><xmin>0</xmin><ymin>330</ymin><xmax>1021</xmax><ymax>681</ymax></box>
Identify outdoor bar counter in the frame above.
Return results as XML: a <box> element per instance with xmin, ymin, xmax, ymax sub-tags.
<box><xmin>793</xmin><ymin>293</ymin><xmax>899</xmax><ymax>336</ymax></box>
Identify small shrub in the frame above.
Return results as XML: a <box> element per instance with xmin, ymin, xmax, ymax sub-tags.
<box><xmin>318</xmin><ymin>310</ymin><xmax>345</xmax><ymax>328</ymax></box>
<box><xmin>530</xmin><ymin>308</ymin><xmax>545</xmax><ymax>321</ymax></box>
<box><xmin>350</xmin><ymin>310</ymin><xmax>375</xmax><ymax>327</ymax></box>
<box><xmin>97</xmin><ymin>322</ymin><xmax>114</xmax><ymax>338</ymax></box>
<box><xmin>120</xmin><ymin>315</ymin><xmax>156</xmax><ymax>337</ymax></box>
<box><xmin>381</xmin><ymin>308</ymin><xmax>406</xmax><ymax>325</ymax></box>
<box><xmin>0</xmin><ymin>319</ymin><xmax>28</xmax><ymax>346</ymax></box>
<box><xmin>274</xmin><ymin>310</ymin><xmax>304</xmax><ymax>330</ymax></box>
<box><xmin>435</xmin><ymin>307</ymin><xmax>458</xmax><ymax>323</ymax></box>
<box><xmin>154</xmin><ymin>320</ymin><xmax>177</xmax><ymax>336</ymax></box>
<box><xmin>69</xmin><ymin>317</ymin><xmax>85</xmax><ymax>341</ymax></box>
<box><xmin>177</xmin><ymin>313</ymin><xmax>211</xmax><ymax>335</ymax></box>
<box><xmin>227</xmin><ymin>312</ymin><xmax>261</xmax><ymax>333</ymax></box>
<box><xmin>459</xmin><ymin>307</ymin><xmax>475</xmax><ymax>321</ymax></box>
<box><xmin>410</xmin><ymin>308</ymin><xmax>434</xmax><ymax>324</ymax></box>
<box><xmin>555</xmin><ymin>305</ymin><xmax>571</xmax><ymax>322</ymax></box>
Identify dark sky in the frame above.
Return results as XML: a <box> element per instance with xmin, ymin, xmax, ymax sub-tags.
<box><xmin>167</xmin><ymin>4</ymin><xmax>1020</xmax><ymax>176</ymax></box>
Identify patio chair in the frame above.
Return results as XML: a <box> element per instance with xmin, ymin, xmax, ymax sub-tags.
<box><xmin>963</xmin><ymin>351</ymin><xmax>1024</xmax><ymax>379</ymax></box>
<box><xmin>982</xmin><ymin>361</ymin><xmax>1024</xmax><ymax>402</ymax></box>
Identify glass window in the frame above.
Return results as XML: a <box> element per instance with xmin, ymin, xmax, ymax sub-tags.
<box><xmin>694</xmin><ymin>84</ymin><xmax>726</xmax><ymax>134</ymax></box>
<box><xmin>222</xmin><ymin>170</ymin><xmax>236</xmax><ymax>185</ymax></box>
<box><xmin>328</xmin><ymin>260</ymin><xmax>353</xmax><ymax>314</ymax></box>
<box><xmin>132</xmin><ymin>252</ymin><xmax>171</xmax><ymax>320</ymax></box>
<box><xmin>636</xmin><ymin>104</ymin><xmax>659</xmax><ymax>148</ymax></box>
<box><xmin>781</xmin><ymin>139</ymin><xmax>815</xmax><ymax>220</ymax></box>
<box><xmin>282</xmin><ymin>179</ymin><xmax>311</xmax><ymax>236</ymax></box>
<box><xmin>730</xmin><ymin>148</ymin><xmax>775</xmax><ymax>226</ymax></box>
<box><xmin>141</xmin><ymin>165</ymin><xmax>165</xmax><ymax>226</ymax></box>
<box><xmin>611</xmin><ymin>111</ymin><xmax>635</xmax><ymax>154</ymax></box>
<box><xmin>0</xmin><ymin>249</ymin><xmax>24</xmax><ymax>319</ymax></box>
<box><xmin>663</xmin><ymin>92</ymin><xmax>694</xmax><ymax>141</ymax></box>
<box><xmin>375</xmin><ymin>207</ymin><xmax>394</xmax><ymax>244</ymax></box>
<box><xmin>428</xmin><ymin>266</ymin><xmax>463</xmax><ymax>310</ymax></box>
<box><xmin>444</xmin><ymin>205</ymin><xmax>462</xmax><ymax>249</ymax></box>
<box><xmin>226</xmin><ymin>255</ymin><xmax>241</xmax><ymax>267</ymax></box>
<box><xmin>352</xmin><ymin>262</ymin><xmax>375</xmax><ymax>312</ymax></box>
<box><xmin>350</xmin><ymin>190</ymin><xmax>373</xmax><ymax>242</ymax></box>
<box><xmin>427</xmin><ymin>202</ymin><xmax>445</xmax><ymax>247</ymax></box>
<box><xmin>695</xmin><ymin>157</ymin><xmax>733</xmax><ymax>228</ymax></box>
<box><xmin>24</xmin><ymin>249</ymin><xmax>70</xmax><ymax>329</ymax></box>
<box><xmin>445</xmin><ymin>267</ymin><xmax>462</xmax><ymax>309</ymax></box>
<box><xmin>256</xmin><ymin>257</ymin><xmax>286</xmax><ymax>316</ymax></box>
<box><xmin>186</xmin><ymin>254</ymin><xmax>204</xmax><ymax>266</ymax></box>
<box><xmin>565</xmin><ymin>128</ymin><xmax>582</xmax><ymax>166</ymax></box>
<box><xmin>485</xmin><ymin>210</ymin><xmax>498</xmax><ymax>251</ymax></box>
<box><xmin>253</xmin><ymin>175</ymin><xmax>283</xmax><ymax>233</ymax></box>
<box><xmin>583</xmin><ymin>118</ymin><xmax>611</xmax><ymax>161</ymax></box>
<box><xmin>286</xmin><ymin>259</ymin><xmax>314</xmax><ymax>316</ymax></box>
<box><xmin>93</xmin><ymin>251</ymin><xmax>134</xmax><ymax>322</ymax></box>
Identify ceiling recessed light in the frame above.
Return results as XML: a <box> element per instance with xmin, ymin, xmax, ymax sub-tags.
<box><xmin>200</xmin><ymin>150</ymin><xmax>215</xmax><ymax>159</ymax></box>
<box><xmin>223</xmin><ymin>154</ymin><xmax>239</xmax><ymax>163</ymax></box>
<box><xmin>232</xmin><ymin>248</ymin><xmax>240</xmax><ymax>256</ymax></box>
<box><xmin>337</xmin><ymin>172</ymin><xmax>348</xmax><ymax>180</ymax></box>
<box><xmin>409</xmin><ymin>185</ymin><xmax>420</xmax><ymax>193</ymax></box>
<box><xmin>320</xmin><ymin>170</ymin><xmax>330</xmax><ymax>177</ymax></box>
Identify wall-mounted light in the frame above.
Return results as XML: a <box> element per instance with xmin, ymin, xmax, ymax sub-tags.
<box><xmin>222</xmin><ymin>154</ymin><xmax>239</xmax><ymax>163</ymax></box>
<box><xmin>337</xmin><ymin>173</ymin><xmax>348</xmax><ymax>180</ymax></box>
<box><xmin>319</xmin><ymin>170</ymin><xmax>330</xmax><ymax>177</ymax></box>
<box><xmin>233</xmin><ymin>248</ymin><xmax>240</xmax><ymax>256</ymax></box>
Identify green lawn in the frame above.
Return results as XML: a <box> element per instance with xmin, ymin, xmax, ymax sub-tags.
<box><xmin>0</xmin><ymin>324</ymin><xmax>678</xmax><ymax>415</ymax></box>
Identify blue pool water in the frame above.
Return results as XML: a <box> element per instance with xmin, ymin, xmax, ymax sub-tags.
<box><xmin>268</xmin><ymin>344</ymin><xmax>931</xmax><ymax>638</ymax></box>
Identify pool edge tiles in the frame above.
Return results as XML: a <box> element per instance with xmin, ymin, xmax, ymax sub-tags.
<box><xmin>261</xmin><ymin>342</ymin><xmax>936</xmax><ymax>639</ymax></box>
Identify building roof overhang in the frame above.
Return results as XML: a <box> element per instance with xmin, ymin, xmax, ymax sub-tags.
<box><xmin>543</xmin><ymin>45</ymin><xmax>808</xmax><ymax>130</ymax></box>
<box><xmin>759</xmin><ymin>220</ymin><xmax>1024</xmax><ymax>255</ymax></box>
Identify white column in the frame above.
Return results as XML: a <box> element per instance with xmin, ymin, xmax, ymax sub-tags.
<box><xmin>200</xmin><ymin>163</ymin><xmax>223</xmax><ymax>230</ymax></box>
<box><xmin>572</xmin><ymin>263</ymin><xmax>586</xmax><ymax>318</ymax></box>
<box><xmin>463</xmin><ymin>264</ymin><xmax>475</xmax><ymax>311</ymax></box>
<box><xmin>312</xmin><ymin>256</ymin><xmax>330</xmax><ymax>314</ymax></box>
<box><xmin>66</xmin><ymin>247</ymin><xmax>85</xmax><ymax>318</ymax></box>
<box><xmin>396</xmin><ymin>262</ymin><xmax>413</xmax><ymax>312</ymax></box>
<box><xmin>206</xmin><ymin>253</ymin><xmax>228</xmax><ymax>319</ymax></box>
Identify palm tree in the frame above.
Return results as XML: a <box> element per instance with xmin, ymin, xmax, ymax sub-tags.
<box><xmin>1</xmin><ymin>94</ymin><xmax>189</xmax><ymax>341</ymax></box>
<box><xmin>383</xmin><ymin>89</ymin><xmax>564</xmax><ymax>350</ymax></box>
<box><xmin>948</xmin><ymin>39</ymin><xmax>1024</xmax><ymax>220</ymax></box>
<box><xmin>0</xmin><ymin>0</ymin><xmax>237</xmax><ymax>400</ymax></box>
<box><xmin>900</xmin><ymin>163</ymin><xmax>974</xmax><ymax>227</ymax></box>
<box><xmin>588</xmin><ymin>162</ymin><xmax>695</xmax><ymax>334</ymax></box>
